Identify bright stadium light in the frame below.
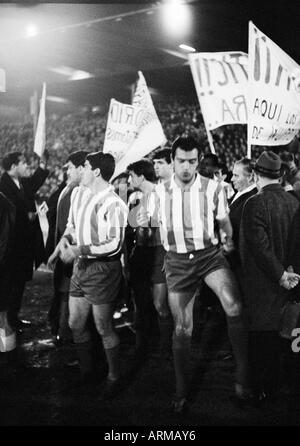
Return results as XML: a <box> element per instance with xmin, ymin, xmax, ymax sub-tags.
<box><xmin>161</xmin><ymin>0</ymin><xmax>191</xmax><ymax>37</ymax></box>
<box><xmin>179</xmin><ymin>44</ymin><xmax>196</xmax><ymax>52</ymax></box>
<box><xmin>26</xmin><ymin>24</ymin><xmax>38</xmax><ymax>38</ymax></box>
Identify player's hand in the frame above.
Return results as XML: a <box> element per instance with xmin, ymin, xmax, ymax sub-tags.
<box><xmin>47</xmin><ymin>252</ymin><xmax>58</xmax><ymax>271</ymax></box>
<box><xmin>60</xmin><ymin>241</ymin><xmax>79</xmax><ymax>264</ymax></box>
<box><xmin>279</xmin><ymin>268</ymin><xmax>300</xmax><ymax>290</ymax></box>
<box><xmin>223</xmin><ymin>236</ymin><xmax>235</xmax><ymax>254</ymax></box>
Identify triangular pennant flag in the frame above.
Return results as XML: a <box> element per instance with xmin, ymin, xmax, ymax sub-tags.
<box><xmin>104</xmin><ymin>72</ymin><xmax>166</xmax><ymax>180</ymax></box>
<box><xmin>33</xmin><ymin>82</ymin><xmax>46</xmax><ymax>157</ymax></box>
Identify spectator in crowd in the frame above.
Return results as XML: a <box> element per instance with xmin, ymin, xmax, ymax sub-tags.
<box><xmin>0</xmin><ymin>103</ymin><xmax>252</xmax><ymax>198</ymax></box>
<box><xmin>0</xmin><ymin>192</ymin><xmax>16</xmax><ymax>360</ymax></box>
<box><xmin>214</xmin><ymin>162</ymin><xmax>235</xmax><ymax>200</ymax></box>
<box><xmin>152</xmin><ymin>147</ymin><xmax>173</xmax><ymax>183</ymax></box>
<box><xmin>198</xmin><ymin>153</ymin><xmax>219</xmax><ymax>179</ymax></box>
<box><xmin>55</xmin><ymin>152</ymin><xmax>128</xmax><ymax>397</ymax></box>
<box><xmin>127</xmin><ymin>159</ymin><xmax>172</xmax><ymax>359</ymax></box>
<box><xmin>140</xmin><ymin>136</ymin><xmax>250</xmax><ymax>413</ymax></box>
<box><xmin>0</xmin><ymin>151</ymin><xmax>49</xmax><ymax>330</ymax></box>
<box><xmin>239</xmin><ymin>150</ymin><xmax>300</xmax><ymax>405</ymax></box>
<box><xmin>47</xmin><ymin>150</ymin><xmax>89</xmax><ymax>344</ymax></box>
<box><xmin>112</xmin><ymin>172</ymin><xmax>130</xmax><ymax>204</ymax></box>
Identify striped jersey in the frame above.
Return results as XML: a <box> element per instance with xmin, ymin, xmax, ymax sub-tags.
<box><xmin>66</xmin><ymin>185</ymin><xmax>128</xmax><ymax>258</ymax></box>
<box><xmin>154</xmin><ymin>173</ymin><xmax>228</xmax><ymax>253</ymax></box>
<box><xmin>127</xmin><ymin>190</ymin><xmax>161</xmax><ymax>247</ymax></box>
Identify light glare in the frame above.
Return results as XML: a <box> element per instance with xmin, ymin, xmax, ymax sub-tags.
<box><xmin>162</xmin><ymin>2</ymin><xmax>191</xmax><ymax>37</ymax></box>
<box><xmin>179</xmin><ymin>44</ymin><xmax>196</xmax><ymax>52</ymax></box>
<box><xmin>26</xmin><ymin>24</ymin><xmax>38</xmax><ymax>38</ymax></box>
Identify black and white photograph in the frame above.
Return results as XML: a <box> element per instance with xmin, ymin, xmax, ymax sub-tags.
<box><xmin>0</xmin><ymin>0</ymin><xmax>300</xmax><ymax>429</ymax></box>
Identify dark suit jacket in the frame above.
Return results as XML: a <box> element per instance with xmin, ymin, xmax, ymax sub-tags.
<box><xmin>46</xmin><ymin>182</ymin><xmax>76</xmax><ymax>293</ymax></box>
<box><xmin>0</xmin><ymin>192</ymin><xmax>16</xmax><ymax>309</ymax></box>
<box><xmin>286</xmin><ymin>206</ymin><xmax>300</xmax><ymax>302</ymax></box>
<box><xmin>228</xmin><ymin>186</ymin><xmax>257</xmax><ymax>269</ymax></box>
<box><xmin>0</xmin><ymin>167</ymin><xmax>49</xmax><ymax>280</ymax></box>
<box><xmin>45</xmin><ymin>181</ymin><xmax>66</xmax><ymax>260</ymax></box>
<box><xmin>239</xmin><ymin>184</ymin><xmax>299</xmax><ymax>331</ymax></box>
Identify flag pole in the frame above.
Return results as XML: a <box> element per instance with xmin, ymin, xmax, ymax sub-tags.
<box><xmin>206</xmin><ymin>126</ymin><xmax>216</xmax><ymax>154</ymax></box>
<box><xmin>200</xmin><ymin>106</ymin><xmax>216</xmax><ymax>154</ymax></box>
<box><xmin>247</xmin><ymin>140</ymin><xmax>252</xmax><ymax>159</ymax></box>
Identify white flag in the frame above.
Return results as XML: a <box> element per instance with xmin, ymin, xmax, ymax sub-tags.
<box><xmin>189</xmin><ymin>51</ymin><xmax>248</xmax><ymax>129</ymax></box>
<box><xmin>248</xmin><ymin>21</ymin><xmax>300</xmax><ymax>146</ymax></box>
<box><xmin>132</xmin><ymin>71</ymin><xmax>159</xmax><ymax>113</ymax></box>
<box><xmin>33</xmin><ymin>82</ymin><xmax>46</xmax><ymax>157</ymax></box>
<box><xmin>104</xmin><ymin>72</ymin><xmax>166</xmax><ymax>179</ymax></box>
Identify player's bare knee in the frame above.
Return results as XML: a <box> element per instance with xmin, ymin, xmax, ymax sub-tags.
<box><xmin>102</xmin><ymin>332</ymin><xmax>119</xmax><ymax>350</ymax></box>
<box><xmin>95</xmin><ymin>319</ymin><xmax>112</xmax><ymax>337</ymax></box>
<box><xmin>225</xmin><ymin>300</ymin><xmax>242</xmax><ymax>317</ymax></box>
<box><xmin>154</xmin><ymin>302</ymin><xmax>168</xmax><ymax>318</ymax></box>
<box><xmin>174</xmin><ymin>322</ymin><xmax>192</xmax><ymax>339</ymax></box>
<box><xmin>69</xmin><ymin>316</ymin><xmax>84</xmax><ymax>332</ymax></box>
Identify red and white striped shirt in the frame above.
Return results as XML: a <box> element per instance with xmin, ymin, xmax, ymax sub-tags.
<box><xmin>154</xmin><ymin>173</ymin><xmax>228</xmax><ymax>253</ymax></box>
<box><xmin>66</xmin><ymin>185</ymin><xmax>128</xmax><ymax>258</ymax></box>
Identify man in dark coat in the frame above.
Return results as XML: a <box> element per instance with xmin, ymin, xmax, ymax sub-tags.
<box><xmin>228</xmin><ymin>158</ymin><xmax>257</xmax><ymax>275</ymax></box>
<box><xmin>239</xmin><ymin>150</ymin><xmax>300</xmax><ymax>403</ymax></box>
<box><xmin>0</xmin><ymin>192</ymin><xmax>16</xmax><ymax>355</ymax></box>
<box><xmin>0</xmin><ymin>151</ymin><xmax>49</xmax><ymax>329</ymax></box>
<box><xmin>47</xmin><ymin>151</ymin><xmax>88</xmax><ymax>342</ymax></box>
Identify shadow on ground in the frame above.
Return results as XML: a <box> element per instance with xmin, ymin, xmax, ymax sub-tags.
<box><xmin>0</xmin><ymin>268</ymin><xmax>299</xmax><ymax>426</ymax></box>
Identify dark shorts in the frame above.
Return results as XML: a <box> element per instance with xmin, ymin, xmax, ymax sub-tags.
<box><xmin>69</xmin><ymin>258</ymin><xmax>122</xmax><ymax>305</ymax></box>
<box><xmin>164</xmin><ymin>246</ymin><xmax>229</xmax><ymax>297</ymax></box>
<box><xmin>129</xmin><ymin>245</ymin><xmax>166</xmax><ymax>285</ymax></box>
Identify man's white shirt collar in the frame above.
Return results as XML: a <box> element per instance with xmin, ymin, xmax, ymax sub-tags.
<box><xmin>12</xmin><ymin>178</ymin><xmax>21</xmax><ymax>189</ymax></box>
<box><xmin>231</xmin><ymin>183</ymin><xmax>256</xmax><ymax>204</ymax></box>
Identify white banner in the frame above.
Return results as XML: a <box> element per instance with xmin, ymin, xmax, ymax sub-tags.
<box><xmin>248</xmin><ymin>21</ymin><xmax>300</xmax><ymax>146</ymax></box>
<box><xmin>104</xmin><ymin>71</ymin><xmax>166</xmax><ymax>179</ymax></box>
<box><xmin>103</xmin><ymin>99</ymin><xmax>144</xmax><ymax>162</ymax></box>
<box><xmin>33</xmin><ymin>82</ymin><xmax>46</xmax><ymax>157</ymax></box>
<box><xmin>189</xmin><ymin>51</ymin><xmax>248</xmax><ymax>130</ymax></box>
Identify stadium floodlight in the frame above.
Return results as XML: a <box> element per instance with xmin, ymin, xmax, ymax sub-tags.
<box><xmin>179</xmin><ymin>44</ymin><xmax>196</xmax><ymax>52</ymax></box>
<box><xmin>25</xmin><ymin>24</ymin><xmax>38</xmax><ymax>38</ymax></box>
<box><xmin>161</xmin><ymin>0</ymin><xmax>191</xmax><ymax>37</ymax></box>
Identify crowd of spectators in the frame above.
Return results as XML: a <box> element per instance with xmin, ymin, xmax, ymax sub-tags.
<box><xmin>0</xmin><ymin>97</ymin><xmax>299</xmax><ymax>200</ymax></box>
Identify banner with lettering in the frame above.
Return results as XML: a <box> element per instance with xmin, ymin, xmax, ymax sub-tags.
<box><xmin>248</xmin><ymin>21</ymin><xmax>300</xmax><ymax>146</ymax></box>
<box><xmin>103</xmin><ymin>99</ymin><xmax>140</xmax><ymax>162</ymax></box>
<box><xmin>104</xmin><ymin>72</ymin><xmax>166</xmax><ymax>179</ymax></box>
<box><xmin>189</xmin><ymin>51</ymin><xmax>248</xmax><ymax>130</ymax></box>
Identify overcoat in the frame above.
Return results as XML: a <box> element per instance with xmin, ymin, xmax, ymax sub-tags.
<box><xmin>0</xmin><ymin>167</ymin><xmax>49</xmax><ymax>280</ymax></box>
<box><xmin>0</xmin><ymin>192</ymin><xmax>15</xmax><ymax>309</ymax></box>
<box><xmin>286</xmin><ymin>205</ymin><xmax>300</xmax><ymax>302</ymax></box>
<box><xmin>239</xmin><ymin>184</ymin><xmax>299</xmax><ymax>331</ymax></box>
<box><xmin>228</xmin><ymin>187</ymin><xmax>257</xmax><ymax>270</ymax></box>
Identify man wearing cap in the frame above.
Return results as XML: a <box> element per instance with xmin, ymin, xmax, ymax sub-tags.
<box><xmin>240</xmin><ymin>150</ymin><xmax>300</xmax><ymax>404</ymax></box>
<box><xmin>47</xmin><ymin>150</ymin><xmax>89</xmax><ymax>343</ymax></box>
